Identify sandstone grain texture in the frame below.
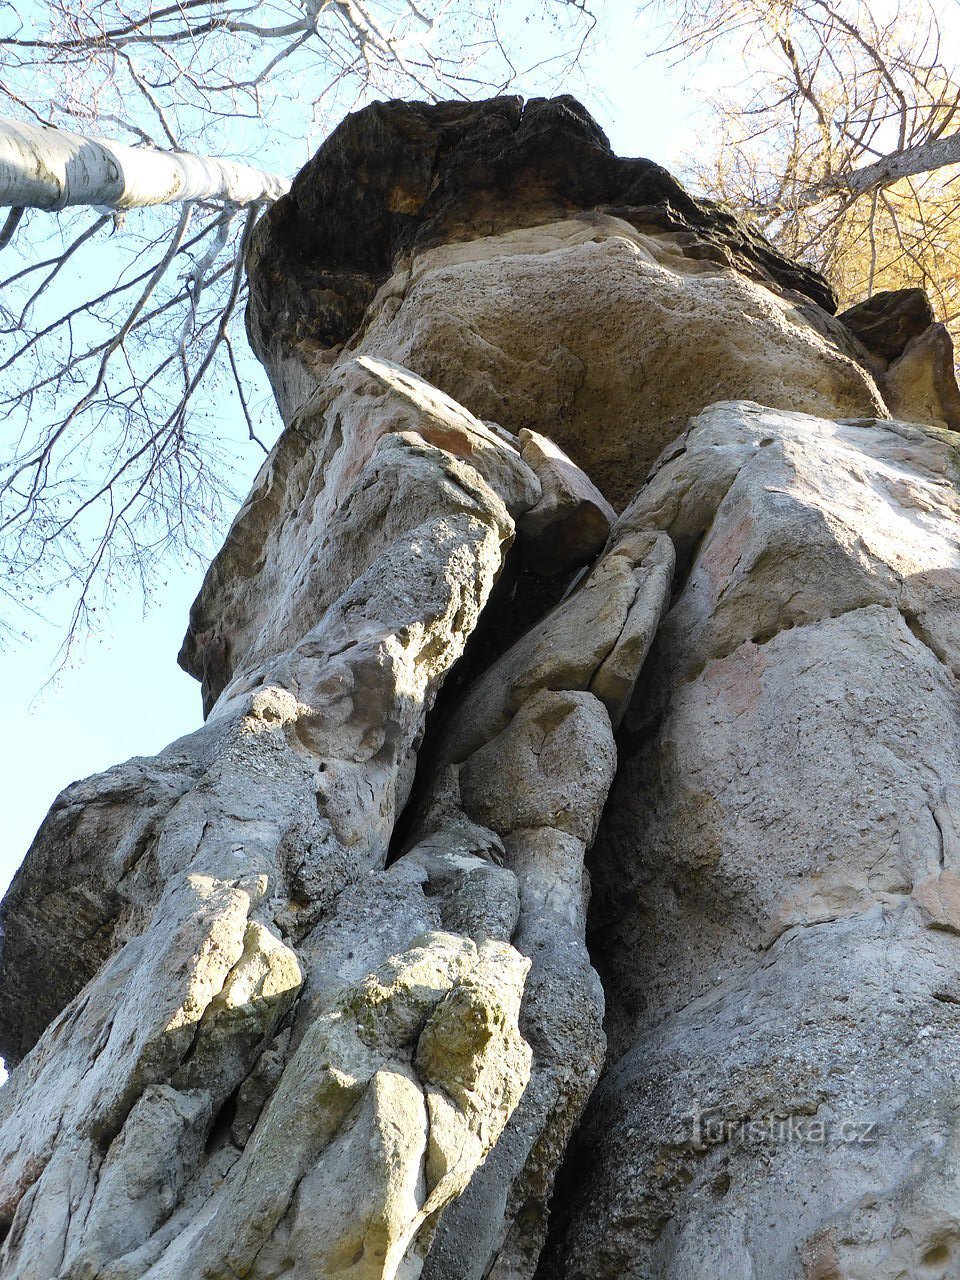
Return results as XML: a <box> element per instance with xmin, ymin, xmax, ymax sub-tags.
<box><xmin>245</xmin><ymin>97</ymin><xmax>887</xmax><ymax>508</ymax></box>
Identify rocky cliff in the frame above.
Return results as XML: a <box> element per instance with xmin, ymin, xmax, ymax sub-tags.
<box><xmin>3</xmin><ymin>95</ymin><xmax>960</xmax><ymax>1279</ymax></box>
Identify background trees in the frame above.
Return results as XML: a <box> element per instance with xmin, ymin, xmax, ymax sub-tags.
<box><xmin>3</xmin><ymin>0</ymin><xmax>960</xmax><ymax>653</ymax></box>
<box><xmin>656</xmin><ymin>0</ymin><xmax>960</xmax><ymax>324</ymax></box>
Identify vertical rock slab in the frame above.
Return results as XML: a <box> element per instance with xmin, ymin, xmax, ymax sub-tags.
<box><xmin>0</xmin><ymin>354</ymin><xmax>669</xmax><ymax>1276</ymax></box>
<box><xmin>542</xmin><ymin>404</ymin><xmax>960</xmax><ymax>1279</ymax></box>
<box><xmin>411</xmin><ymin>529</ymin><xmax>674</xmax><ymax>1279</ymax></box>
<box><xmin>515</xmin><ymin>429</ymin><xmax>616</xmax><ymax>576</ymax></box>
<box><xmin>0</xmin><ymin>359</ymin><xmax>538</xmax><ymax>1278</ymax></box>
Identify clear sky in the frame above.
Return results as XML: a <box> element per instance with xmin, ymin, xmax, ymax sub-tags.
<box><xmin>1</xmin><ymin>1</ymin><xmax>715</xmax><ymax>897</ymax></box>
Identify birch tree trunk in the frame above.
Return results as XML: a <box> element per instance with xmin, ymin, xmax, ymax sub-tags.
<box><xmin>792</xmin><ymin>129</ymin><xmax>960</xmax><ymax>211</ymax></box>
<box><xmin>0</xmin><ymin>116</ymin><xmax>289</xmax><ymax>210</ymax></box>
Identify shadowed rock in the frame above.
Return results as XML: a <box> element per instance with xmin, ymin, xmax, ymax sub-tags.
<box><xmin>839</xmin><ymin>286</ymin><xmax>934</xmax><ymax>361</ymax></box>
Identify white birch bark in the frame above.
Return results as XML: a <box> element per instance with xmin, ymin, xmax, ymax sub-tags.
<box><xmin>794</xmin><ymin>129</ymin><xmax>960</xmax><ymax>209</ymax></box>
<box><xmin>0</xmin><ymin>116</ymin><xmax>290</xmax><ymax>211</ymax></box>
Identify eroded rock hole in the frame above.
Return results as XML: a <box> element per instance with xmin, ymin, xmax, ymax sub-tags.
<box><xmin>205</xmin><ymin>1085</ymin><xmax>241</xmax><ymax>1155</ymax></box>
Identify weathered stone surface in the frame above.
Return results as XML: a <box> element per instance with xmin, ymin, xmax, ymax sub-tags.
<box><xmin>541</xmin><ymin>402</ymin><xmax>960</xmax><ymax>1279</ymax></box>
<box><xmin>7</xmin><ymin>93</ymin><xmax>960</xmax><ymax>1280</ymax></box>
<box><xmin>128</xmin><ymin>932</ymin><xmax>531</xmax><ymax>1280</ymax></box>
<box><xmin>356</xmin><ymin>214</ymin><xmax>885</xmax><ymax>508</ymax></box>
<box><xmin>839</xmin><ymin>286</ymin><xmax>934</xmax><ymax>361</ymax></box>
<box><xmin>435</xmin><ymin>528</ymin><xmax>674</xmax><ymax>766</ymax></box>
<box><xmin>386</xmin><ymin>518</ymin><xmax>671</xmax><ymax>1276</ymax></box>
<box><xmin>0</xmin><ymin>300</ymin><xmax>654</xmax><ymax>1277</ymax></box>
<box><xmin>177</xmin><ymin>354</ymin><xmax>538</xmax><ymax>713</ymax></box>
<box><xmin>884</xmin><ymin>321</ymin><xmax>960</xmax><ymax>431</ymax></box>
<box><xmin>415</xmin><ymin>692</ymin><xmax>615</xmax><ymax>1280</ymax></box>
<box><xmin>0</xmin><ymin>750</ymin><xmax>210</xmax><ymax>1064</ymax></box>
<box><xmin>247</xmin><ymin>96</ymin><xmax>840</xmax><ymax>417</ymax></box>
<box><xmin>516</xmin><ymin>429</ymin><xmax>616</xmax><ymax>575</ymax></box>
<box><xmin>0</xmin><ymin>352</ymin><xmax>537</xmax><ymax>1277</ymax></box>
<box><xmin>1</xmin><ymin>432</ymin><xmax>508</xmax><ymax>1050</ymax></box>
<box><xmin>247</xmin><ymin>97</ymin><xmax>886</xmax><ymax>509</ymax></box>
<box><xmin>836</xmin><ymin>289</ymin><xmax>960</xmax><ymax>432</ymax></box>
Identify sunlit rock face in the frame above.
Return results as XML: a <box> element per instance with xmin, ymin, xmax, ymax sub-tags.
<box><xmin>3</xmin><ymin>95</ymin><xmax>960</xmax><ymax>1280</ymax></box>
<box><xmin>244</xmin><ymin>95</ymin><xmax>885</xmax><ymax>509</ymax></box>
<box><xmin>540</xmin><ymin>405</ymin><xmax>960</xmax><ymax>1279</ymax></box>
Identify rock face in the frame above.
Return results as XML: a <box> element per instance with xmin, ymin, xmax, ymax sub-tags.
<box><xmin>839</xmin><ymin>289</ymin><xmax>960</xmax><ymax>431</ymax></box>
<box><xmin>3</xmin><ymin>95</ymin><xmax>960</xmax><ymax>1280</ymax></box>
<box><xmin>245</xmin><ymin>96</ymin><xmax>886</xmax><ymax>508</ymax></box>
<box><xmin>541</xmin><ymin>404</ymin><xmax>960</xmax><ymax>1279</ymax></box>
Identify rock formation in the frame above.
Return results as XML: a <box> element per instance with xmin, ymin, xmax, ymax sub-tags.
<box><xmin>3</xmin><ymin>94</ymin><xmax>960</xmax><ymax>1279</ymax></box>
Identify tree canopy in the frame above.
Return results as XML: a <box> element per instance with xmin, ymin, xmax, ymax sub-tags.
<box><xmin>0</xmin><ymin>0</ymin><xmax>596</xmax><ymax>644</ymax></box>
<box><xmin>656</xmin><ymin>0</ymin><xmax>960</xmax><ymax>324</ymax></box>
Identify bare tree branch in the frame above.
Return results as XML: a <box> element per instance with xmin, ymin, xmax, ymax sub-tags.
<box><xmin>0</xmin><ymin>0</ymin><xmax>600</xmax><ymax>648</ymax></box>
<box><xmin>793</xmin><ymin>127</ymin><xmax>960</xmax><ymax>208</ymax></box>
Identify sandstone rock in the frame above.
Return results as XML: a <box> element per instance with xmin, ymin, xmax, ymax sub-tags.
<box><xmin>836</xmin><ymin>290</ymin><xmax>960</xmax><ymax>433</ymax></box>
<box><xmin>404</xmin><ymin>518</ymin><xmax>669</xmax><ymax>1275</ymax></box>
<box><xmin>839</xmin><ymin>286</ymin><xmax>934</xmax><ymax>361</ymax></box>
<box><xmin>914</xmin><ymin>867</ymin><xmax>960</xmax><ymax>933</ymax></box>
<box><xmin>0</xmin><ymin>750</ymin><xmax>209</xmax><ymax>1063</ymax></box>
<box><xmin>435</xmin><ymin>528</ymin><xmax>674</xmax><ymax>765</ymax></box>
<box><xmin>129</xmin><ymin>932</ymin><xmax>531</xmax><ymax>1280</ymax></box>
<box><xmin>178</xmin><ymin>354</ymin><xmax>537</xmax><ymax>714</ymax></box>
<box><xmin>516</xmin><ymin>429</ymin><xmax>616</xmax><ymax>575</ymax></box>
<box><xmin>884</xmin><ymin>321</ymin><xmax>960</xmax><ymax>431</ymax></box>
<box><xmin>7</xmin><ymin>93</ymin><xmax>960</xmax><ymax>1280</ymax></box>
<box><xmin>542</xmin><ymin>402</ymin><xmax>960</xmax><ymax>1279</ymax></box>
<box><xmin>416</xmin><ymin>692</ymin><xmax>615</xmax><ymax>1280</ymax></box>
<box><xmin>357</xmin><ymin>214</ymin><xmax>886</xmax><ymax>508</ymax></box>
<box><xmin>0</xmin><ymin>252</ymin><xmax>656</xmax><ymax>1275</ymax></box>
<box><xmin>545</xmin><ymin>905</ymin><xmax>960</xmax><ymax>1280</ymax></box>
<box><xmin>0</xmin><ymin>348</ymin><xmax>536</xmax><ymax>1278</ymax></box>
<box><xmin>458</xmin><ymin>689</ymin><xmax>616</xmax><ymax>843</ymax></box>
<box><xmin>247</xmin><ymin>96</ymin><xmax>839</xmax><ymax>420</ymax></box>
<box><xmin>247</xmin><ymin>98</ymin><xmax>886</xmax><ymax>509</ymax></box>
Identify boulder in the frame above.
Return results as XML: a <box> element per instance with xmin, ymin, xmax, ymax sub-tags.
<box><xmin>247</xmin><ymin>98</ymin><xmax>886</xmax><ymax>509</ymax></box>
<box><xmin>839</xmin><ymin>286</ymin><xmax>934</xmax><ymax>361</ymax></box>
<box><xmin>885</xmin><ymin>321</ymin><xmax>960</xmax><ymax>431</ymax></box>
<box><xmin>516</xmin><ymin>429</ymin><xmax>616</xmax><ymax>576</ymax></box>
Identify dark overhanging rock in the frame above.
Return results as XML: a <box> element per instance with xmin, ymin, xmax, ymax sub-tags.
<box><xmin>839</xmin><ymin>286</ymin><xmax>934</xmax><ymax>362</ymax></box>
<box><xmin>245</xmin><ymin>94</ymin><xmax>839</xmax><ymax>399</ymax></box>
<box><xmin>238</xmin><ymin>94</ymin><xmax>885</xmax><ymax>527</ymax></box>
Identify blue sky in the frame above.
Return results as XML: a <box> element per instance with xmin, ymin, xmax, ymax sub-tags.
<box><xmin>1</xmin><ymin>2</ymin><xmax>714</xmax><ymax>896</ymax></box>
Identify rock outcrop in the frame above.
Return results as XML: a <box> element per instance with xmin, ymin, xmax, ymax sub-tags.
<box><xmin>839</xmin><ymin>288</ymin><xmax>960</xmax><ymax>431</ymax></box>
<box><xmin>541</xmin><ymin>404</ymin><xmax>960</xmax><ymax>1279</ymax></box>
<box><xmin>3</xmin><ymin>95</ymin><xmax>960</xmax><ymax>1280</ymax></box>
<box><xmin>244</xmin><ymin>96</ymin><xmax>886</xmax><ymax>508</ymax></box>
